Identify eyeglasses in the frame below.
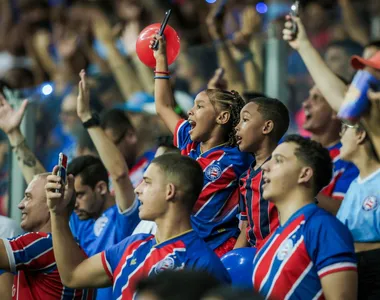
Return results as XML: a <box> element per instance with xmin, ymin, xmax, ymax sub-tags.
<box><xmin>340</xmin><ymin>122</ymin><xmax>360</xmax><ymax>136</ymax></box>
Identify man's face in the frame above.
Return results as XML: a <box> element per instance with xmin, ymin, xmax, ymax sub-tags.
<box><xmin>18</xmin><ymin>177</ymin><xmax>50</xmax><ymax>232</ymax></box>
<box><xmin>73</xmin><ymin>176</ymin><xmax>105</xmax><ymax>220</ymax></box>
<box><xmin>134</xmin><ymin>164</ymin><xmax>169</xmax><ymax>221</ymax></box>
<box><xmin>235</xmin><ymin>102</ymin><xmax>266</xmax><ymax>153</ymax></box>
<box><xmin>261</xmin><ymin>142</ymin><xmax>307</xmax><ymax>202</ymax></box>
<box><xmin>302</xmin><ymin>85</ymin><xmax>335</xmax><ymax>133</ymax></box>
<box><xmin>324</xmin><ymin>46</ymin><xmax>353</xmax><ymax>80</ymax></box>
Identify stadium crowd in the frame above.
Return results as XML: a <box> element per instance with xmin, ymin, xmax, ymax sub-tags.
<box><xmin>0</xmin><ymin>0</ymin><xmax>379</xmax><ymax>299</ymax></box>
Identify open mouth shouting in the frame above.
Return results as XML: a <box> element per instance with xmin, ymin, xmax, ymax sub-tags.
<box><xmin>236</xmin><ymin>134</ymin><xmax>242</xmax><ymax>145</ymax></box>
<box><xmin>188</xmin><ymin>119</ymin><xmax>197</xmax><ymax>134</ymax></box>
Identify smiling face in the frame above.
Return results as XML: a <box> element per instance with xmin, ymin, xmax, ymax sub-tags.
<box><xmin>187</xmin><ymin>91</ymin><xmax>219</xmax><ymax>142</ymax></box>
<box><xmin>134</xmin><ymin>163</ymin><xmax>169</xmax><ymax>221</ymax></box>
<box><xmin>302</xmin><ymin>85</ymin><xmax>335</xmax><ymax>133</ymax></box>
<box><xmin>235</xmin><ymin>102</ymin><xmax>267</xmax><ymax>153</ymax></box>
<box><xmin>18</xmin><ymin>176</ymin><xmax>50</xmax><ymax>232</ymax></box>
<box><xmin>261</xmin><ymin>142</ymin><xmax>308</xmax><ymax>202</ymax></box>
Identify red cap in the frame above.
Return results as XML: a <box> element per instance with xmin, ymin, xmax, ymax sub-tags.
<box><xmin>351</xmin><ymin>51</ymin><xmax>380</xmax><ymax>70</ymax></box>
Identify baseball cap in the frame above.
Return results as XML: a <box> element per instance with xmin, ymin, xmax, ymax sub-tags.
<box><xmin>351</xmin><ymin>51</ymin><xmax>380</xmax><ymax>70</ymax></box>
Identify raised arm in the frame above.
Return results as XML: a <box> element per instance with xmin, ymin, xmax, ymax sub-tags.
<box><xmin>151</xmin><ymin>35</ymin><xmax>181</xmax><ymax>134</ymax></box>
<box><xmin>76</xmin><ymin>70</ymin><xmax>135</xmax><ymax>212</ymax></box>
<box><xmin>0</xmin><ymin>95</ymin><xmax>45</xmax><ymax>184</ymax></box>
<box><xmin>362</xmin><ymin>90</ymin><xmax>380</xmax><ymax>158</ymax></box>
<box><xmin>283</xmin><ymin>16</ymin><xmax>347</xmax><ymax>112</ymax></box>
<box><xmin>46</xmin><ymin>169</ymin><xmax>111</xmax><ymax>288</ymax></box>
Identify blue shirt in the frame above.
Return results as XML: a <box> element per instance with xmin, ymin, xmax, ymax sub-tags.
<box><xmin>253</xmin><ymin>203</ymin><xmax>356</xmax><ymax>299</ymax></box>
<box><xmin>337</xmin><ymin>168</ymin><xmax>380</xmax><ymax>242</ymax></box>
<box><xmin>101</xmin><ymin>230</ymin><xmax>231</xmax><ymax>299</ymax></box>
<box><xmin>70</xmin><ymin>200</ymin><xmax>140</xmax><ymax>299</ymax></box>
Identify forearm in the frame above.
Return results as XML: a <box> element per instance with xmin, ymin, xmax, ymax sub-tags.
<box><xmin>103</xmin><ymin>42</ymin><xmax>143</xmax><ymax>100</ymax></box>
<box><xmin>8</xmin><ymin>129</ymin><xmax>46</xmax><ymax>184</ymax></box>
<box><xmin>298</xmin><ymin>41</ymin><xmax>347</xmax><ymax>112</ymax></box>
<box><xmin>50</xmin><ymin>212</ymin><xmax>87</xmax><ymax>288</ymax></box>
<box><xmin>0</xmin><ymin>272</ymin><xmax>13</xmax><ymax>300</ymax></box>
<box><xmin>234</xmin><ymin>221</ymin><xmax>249</xmax><ymax>249</ymax></box>
<box><xmin>130</xmin><ymin>53</ymin><xmax>154</xmax><ymax>94</ymax></box>
<box><xmin>340</xmin><ymin>1</ymin><xmax>369</xmax><ymax>46</ymax></box>
<box><xmin>245</xmin><ymin>38</ymin><xmax>263</xmax><ymax>92</ymax></box>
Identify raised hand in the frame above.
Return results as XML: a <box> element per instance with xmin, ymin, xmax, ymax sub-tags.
<box><xmin>208</xmin><ymin>68</ymin><xmax>228</xmax><ymax>90</ymax></box>
<box><xmin>282</xmin><ymin>15</ymin><xmax>308</xmax><ymax>50</ymax></box>
<box><xmin>46</xmin><ymin>166</ymin><xmax>76</xmax><ymax>215</ymax></box>
<box><xmin>150</xmin><ymin>34</ymin><xmax>167</xmax><ymax>60</ymax></box>
<box><xmin>0</xmin><ymin>94</ymin><xmax>28</xmax><ymax>134</ymax></box>
<box><xmin>77</xmin><ymin>70</ymin><xmax>91</xmax><ymax>122</ymax></box>
<box><xmin>232</xmin><ymin>6</ymin><xmax>261</xmax><ymax>50</ymax></box>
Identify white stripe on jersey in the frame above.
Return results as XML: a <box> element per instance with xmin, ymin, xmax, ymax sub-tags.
<box><xmin>318</xmin><ymin>262</ymin><xmax>357</xmax><ymax>278</ymax></box>
<box><xmin>284</xmin><ymin>261</ymin><xmax>313</xmax><ymax>300</ymax></box>
<box><xmin>12</xmin><ymin>235</ymin><xmax>48</xmax><ymax>253</ymax></box>
<box><xmin>311</xmin><ymin>289</ymin><xmax>323</xmax><ymax>300</ymax></box>
<box><xmin>17</xmin><ymin>246</ymin><xmax>53</xmax><ymax>267</ymax></box>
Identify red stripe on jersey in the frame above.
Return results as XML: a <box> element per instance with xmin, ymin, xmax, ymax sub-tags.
<box><xmin>130</xmin><ymin>157</ymin><xmax>148</xmax><ymax>175</ymax></box>
<box><xmin>113</xmin><ymin>236</ymin><xmax>155</xmax><ymax>281</ymax></box>
<box><xmin>23</xmin><ymin>248</ymin><xmax>55</xmax><ymax>269</ymax></box>
<box><xmin>329</xmin><ymin>148</ymin><xmax>340</xmax><ymax>162</ymax></box>
<box><xmin>9</xmin><ymin>232</ymin><xmax>48</xmax><ymax>251</ymax></box>
<box><xmin>120</xmin><ymin>241</ymin><xmax>186</xmax><ymax>299</ymax></box>
<box><xmin>266</xmin><ymin>238</ymin><xmax>311</xmax><ymax>299</ymax></box>
<box><xmin>215</xmin><ymin>188</ymin><xmax>239</xmax><ymax>221</ymax></box>
<box><xmin>253</xmin><ymin>215</ymin><xmax>305</xmax><ymax>291</ymax></box>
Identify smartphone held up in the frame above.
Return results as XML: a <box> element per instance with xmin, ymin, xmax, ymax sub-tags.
<box><xmin>56</xmin><ymin>153</ymin><xmax>68</xmax><ymax>193</ymax></box>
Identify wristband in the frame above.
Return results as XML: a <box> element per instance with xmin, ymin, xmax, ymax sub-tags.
<box><xmin>154</xmin><ymin>70</ymin><xmax>170</xmax><ymax>75</ymax></box>
<box><xmin>82</xmin><ymin>113</ymin><xmax>100</xmax><ymax>129</ymax></box>
<box><xmin>154</xmin><ymin>75</ymin><xmax>171</xmax><ymax>80</ymax></box>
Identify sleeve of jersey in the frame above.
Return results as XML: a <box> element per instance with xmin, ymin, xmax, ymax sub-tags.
<box><xmin>305</xmin><ymin>214</ymin><xmax>357</xmax><ymax>279</ymax></box>
<box><xmin>173</xmin><ymin>119</ymin><xmax>191</xmax><ymax>149</ymax></box>
<box><xmin>116</xmin><ymin>197</ymin><xmax>141</xmax><ymax>237</ymax></box>
<box><xmin>331</xmin><ymin>164</ymin><xmax>358</xmax><ymax>200</ymax></box>
<box><xmin>2</xmin><ymin>232</ymin><xmax>54</xmax><ymax>273</ymax></box>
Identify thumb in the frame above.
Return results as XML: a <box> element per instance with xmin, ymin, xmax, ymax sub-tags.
<box><xmin>52</xmin><ymin>165</ymin><xmax>59</xmax><ymax>176</ymax></box>
<box><xmin>215</xmin><ymin>68</ymin><xmax>225</xmax><ymax>80</ymax></box>
<box><xmin>18</xmin><ymin>99</ymin><xmax>28</xmax><ymax>117</ymax></box>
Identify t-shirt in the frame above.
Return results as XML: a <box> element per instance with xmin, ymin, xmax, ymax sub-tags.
<box><xmin>337</xmin><ymin>168</ymin><xmax>380</xmax><ymax>242</ymax></box>
<box><xmin>2</xmin><ymin>232</ymin><xmax>94</xmax><ymax>300</ymax></box>
<box><xmin>239</xmin><ymin>159</ymin><xmax>279</xmax><ymax>248</ymax></box>
<box><xmin>320</xmin><ymin>142</ymin><xmax>358</xmax><ymax>200</ymax></box>
<box><xmin>101</xmin><ymin>230</ymin><xmax>231</xmax><ymax>299</ymax></box>
<box><xmin>174</xmin><ymin>119</ymin><xmax>253</xmax><ymax>249</ymax></box>
<box><xmin>253</xmin><ymin>203</ymin><xmax>357</xmax><ymax>299</ymax></box>
<box><xmin>70</xmin><ymin>199</ymin><xmax>140</xmax><ymax>299</ymax></box>
<box><xmin>0</xmin><ymin>216</ymin><xmax>23</xmax><ymax>238</ymax></box>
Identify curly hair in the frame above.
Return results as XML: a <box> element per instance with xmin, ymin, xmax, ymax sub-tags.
<box><xmin>206</xmin><ymin>89</ymin><xmax>246</xmax><ymax>146</ymax></box>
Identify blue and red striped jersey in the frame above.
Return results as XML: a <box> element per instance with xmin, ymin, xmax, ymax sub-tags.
<box><xmin>2</xmin><ymin>232</ymin><xmax>94</xmax><ymax>300</ymax></box>
<box><xmin>320</xmin><ymin>142</ymin><xmax>358</xmax><ymax>200</ymax></box>
<box><xmin>174</xmin><ymin>119</ymin><xmax>253</xmax><ymax>250</ymax></box>
<box><xmin>252</xmin><ymin>203</ymin><xmax>357</xmax><ymax>300</ymax></box>
<box><xmin>101</xmin><ymin>230</ymin><xmax>231</xmax><ymax>299</ymax></box>
<box><xmin>239</xmin><ymin>160</ymin><xmax>279</xmax><ymax>248</ymax></box>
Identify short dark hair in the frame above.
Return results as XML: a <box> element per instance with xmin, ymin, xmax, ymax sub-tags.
<box><xmin>156</xmin><ymin>135</ymin><xmax>179</xmax><ymax>154</ymax></box>
<box><xmin>136</xmin><ymin>270</ymin><xmax>221</xmax><ymax>300</ymax></box>
<box><xmin>100</xmin><ymin>109</ymin><xmax>135</xmax><ymax>137</ymax></box>
<box><xmin>283</xmin><ymin>135</ymin><xmax>332</xmax><ymax>196</ymax></box>
<box><xmin>204</xmin><ymin>286</ymin><xmax>264</xmax><ymax>300</ymax></box>
<box><xmin>67</xmin><ymin>155</ymin><xmax>108</xmax><ymax>189</ymax></box>
<box><xmin>151</xmin><ymin>154</ymin><xmax>203</xmax><ymax>211</ymax></box>
<box><xmin>327</xmin><ymin>39</ymin><xmax>363</xmax><ymax>57</ymax></box>
<box><xmin>248</xmin><ymin>97</ymin><xmax>290</xmax><ymax>142</ymax></box>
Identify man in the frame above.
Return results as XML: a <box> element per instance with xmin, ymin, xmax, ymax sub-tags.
<box><xmin>46</xmin><ymin>154</ymin><xmax>231</xmax><ymax>300</ymax></box>
<box><xmin>252</xmin><ymin>135</ymin><xmax>357</xmax><ymax>299</ymax></box>
<box><xmin>301</xmin><ymin>84</ymin><xmax>358</xmax><ymax>214</ymax></box>
<box><xmin>234</xmin><ymin>97</ymin><xmax>290</xmax><ymax>249</ymax></box>
<box><xmin>0</xmin><ymin>174</ymin><xmax>93</xmax><ymax>299</ymax></box>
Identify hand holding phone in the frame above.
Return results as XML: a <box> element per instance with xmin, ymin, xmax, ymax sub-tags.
<box><xmin>289</xmin><ymin>1</ymin><xmax>300</xmax><ymax>39</ymax></box>
<box><xmin>152</xmin><ymin>9</ymin><xmax>172</xmax><ymax>51</ymax></box>
<box><xmin>56</xmin><ymin>153</ymin><xmax>68</xmax><ymax>193</ymax></box>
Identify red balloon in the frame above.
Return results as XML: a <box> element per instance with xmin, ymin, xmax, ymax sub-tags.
<box><xmin>136</xmin><ymin>23</ymin><xmax>180</xmax><ymax>69</ymax></box>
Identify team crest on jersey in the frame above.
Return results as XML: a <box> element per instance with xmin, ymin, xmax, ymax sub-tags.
<box><xmin>205</xmin><ymin>163</ymin><xmax>222</xmax><ymax>181</ymax></box>
<box><xmin>277</xmin><ymin>239</ymin><xmax>294</xmax><ymax>261</ymax></box>
<box><xmin>94</xmin><ymin>216</ymin><xmax>108</xmax><ymax>237</ymax></box>
<box><xmin>153</xmin><ymin>255</ymin><xmax>185</xmax><ymax>274</ymax></box>
<box><xmin>362</xmin><ymin>196</ymin><xmax>378</xmax><ymax>211</ymax></box>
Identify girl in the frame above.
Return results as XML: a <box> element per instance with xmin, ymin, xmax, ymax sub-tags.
<box><xmin>150</xmin><ymin>35</ymin><xmax>253</xmax><ymax>257</ymax></box>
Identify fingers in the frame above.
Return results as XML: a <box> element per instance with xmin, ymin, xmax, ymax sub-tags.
<box><xmin>52</xmin><ymin>165</ymin><xmax>60</xmax><ymax>176</ymax></box>
<box><xmin>18</xmin><ymin>99</ymin><xmax>28</xmax><ymax>116</ymax></box>
<box><xmin>45</xmin><ymin>181</ymin><xmax>62</xmax><ymax>191</ymax></box>
<box><xmin>79</xmin><ymin>69</ymin><xmax>86</xmax><ymax>91</ymax></box>
<box><xmin>367</xmin><ymin>89</ymin><xmax>380</xmax><ymax>102</ymax></box>
<box><xmin>67</xmin><ymin>174</ymin><xmax>75</xmax><ymax>190</ymax></box>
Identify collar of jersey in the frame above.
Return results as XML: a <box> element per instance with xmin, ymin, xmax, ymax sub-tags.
<box><xmin>154</xmin><ymin>229</ymin><xmax>194</xmax><ymax>247</ymax></box>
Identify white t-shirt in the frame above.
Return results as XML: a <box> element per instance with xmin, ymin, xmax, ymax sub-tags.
<box><xmin>132</xmin><ymin>220</ymin><xmax>157</xmax><ymax>235</ymax></box>
<box><xmin>0</xmin><ymin>216</ymin><xmax>23</xmax><ymax>238</ymax></box>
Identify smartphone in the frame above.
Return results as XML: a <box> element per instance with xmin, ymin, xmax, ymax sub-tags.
<box><xmin>290</xmin><ymin>0</ymin><xmax>300</xmax><ymax>37</ymax></box>
<box><xmin>152</xmin><ymin>9</ymin><xmax>172</xmax><ymax>50</ymax></box>
<box><xmin>56</xmin><ymin>153</ymin><xmax>68</xmax><ymax>193</ymax></box>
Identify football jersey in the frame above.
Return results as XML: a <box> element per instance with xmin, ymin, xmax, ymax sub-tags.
<box><xmin>337</xmin><ymin>168</ymin><xmax>380</xmax><ymax>242</ymax></box>
<box><xmin>174</xmin><ymin>119</ymin><xmax>253</xmax><ymax>250</ymax></box>
<box><xmin>239</xmin><ymin>159</ymin><xmax>279</xmax><ymax>248</ymax></box>
<box><xmin>2</xmin><ymin>232</ymin><xmax>94</xmax><ymax>300</ymax></box>
<box><xmin>70</xmin><ymin>199</ymin><xmax>140</xmax><ymax>299</ymax></box>
<box><xmin>101</xmin><ymin>230</ymin><xmax>231</xmax><ymax>299</ymax></box>
<box><xmin>320</xmin><ymin>142</ymin><xmax>358</xmax><ymax>200</ymax></box>
<box><xmin>253</xmin><ymin>203</ymin><xmax>357</xmax><ymax>300</ymax></box>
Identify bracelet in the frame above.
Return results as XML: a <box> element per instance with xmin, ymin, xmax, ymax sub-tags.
<box><xmin>10</xmin><ymin>138</ymin><xmax>26</xmax><ymax>150</ymax></box>
<box><xmin>154</xmin><ymin>70</ymin><xmax>170</xmax><ymax>75</ymax></box>
<box><xmin>154</xmin><ymin>75</ymin><xmax>171</xmax><ymax>80</ymax></box>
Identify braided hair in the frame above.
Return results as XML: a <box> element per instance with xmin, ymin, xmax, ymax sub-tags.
<box><xmin>206</xmin><ymin>89</ymin><xmax>246</xmax><ymax>146</ymax></box>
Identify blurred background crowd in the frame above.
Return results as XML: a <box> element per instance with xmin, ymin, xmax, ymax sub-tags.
<box><xmin>0</xmin><ymin>0</ymin><xmax>379</xmax><ymax>216</ymax></box>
